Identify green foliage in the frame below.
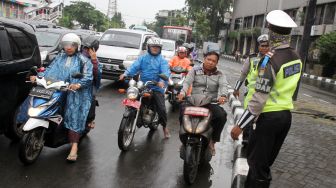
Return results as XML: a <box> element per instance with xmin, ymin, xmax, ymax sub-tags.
<box><xmin>185</xmin><ymin>0</ymin><xmax>233</xmax><ymax>39</ymax></box>
<box><xmin>316</xmin><ymin>31</ymin><xmax>336</xmax><ymax>77</ymax></box>
<box><xmin>60</xmin><ymin>1</ymin><xmax>125</xmax><ymax>31</ymax></box>
<box><xmin>228</xmin><ymin>31</ymin><xmax>239</xmax><ymax>39</ymax></box>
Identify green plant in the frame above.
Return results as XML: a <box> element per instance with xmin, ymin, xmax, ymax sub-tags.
<box><xmin>316</xmin><ymin>31</ymin><xmax>336</xmax><ymax>77</ymax></box>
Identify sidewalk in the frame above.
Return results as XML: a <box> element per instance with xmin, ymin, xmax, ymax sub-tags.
<box><xmin>271</xmin><ymin>96</ymin><xmax>336</xmax><ymax>188</ymax></box>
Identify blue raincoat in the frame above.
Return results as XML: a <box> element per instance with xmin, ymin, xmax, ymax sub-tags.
<box><xmin>124</xmin><ymin>53</ymin><xmax>170</xmax><ymax>93</ymax></box>
<box><xmin>41</xmin><ymin>52</ymin><xmax>93</xmax><ymax>133</ymax></box>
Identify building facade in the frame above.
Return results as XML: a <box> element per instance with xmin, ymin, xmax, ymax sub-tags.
<box><xmin>227</xmin><ymin>0</ymin><xmax>336</xmax><ymax>57</ymax></box>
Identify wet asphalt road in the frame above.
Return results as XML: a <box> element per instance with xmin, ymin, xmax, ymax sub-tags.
<box><xmin>0</xmin><ymin>61</ymin><xmax>235</xmax><ymax>188</ymax></box>
<box><xmin>0</xmin><ymin>59</ymin><xmax>334</xmax><ymax>188</ymax></box>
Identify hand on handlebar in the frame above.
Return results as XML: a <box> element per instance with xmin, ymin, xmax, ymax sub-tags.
<box><xmin>177</xmin><ymin>93</ymin><xmax>185</xmax><ymax>101</ymax></box>
<box><xmin>119</xmin><ymin>74</ymin><xmax>125</xmax><ymax>81</ymax></box>
<box><xmin>218</xmin><ymin>96</ymin><xmax>227</xmax><ymax>105</ymax></box>
<box><xmin>157</xmin><ymin>81</ymin><xmax>165</xmax><ymax>88</ymax></box>
<box><xmin>233</xmin><ymin>90</ymin><xmax>239</xmax><ymax>98</ymax></box>
<box><xmin>29</xmin><ymin>76</ymin><xmax>36</xmax><ymax>83</ymax></box>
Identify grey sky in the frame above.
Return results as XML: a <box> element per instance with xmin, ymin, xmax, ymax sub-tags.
<box><xmin>61</xmin><ymin>0</ymin><xmax>186</xmax><ymax>27</ymax></box>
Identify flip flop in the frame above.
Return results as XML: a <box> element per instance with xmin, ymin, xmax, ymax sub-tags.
<box><xmin>66</xmin><ymin>154</ymin><xmax>78</xmax><ymax>162</ymax></box>
<box><xmin>88</xmin><ymin>122</ymin><xmax>95</xmax><ymax>129</ymax></box>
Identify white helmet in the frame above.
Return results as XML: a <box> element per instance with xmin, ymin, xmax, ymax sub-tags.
<box><xmin>266</xmin><ymin>10</ymin><xmax>297</xmax><ymax>28</ymax></box>
<box><xmin>147</xmin><ymin>37</ymin><xmax>162</xmax><ymax>56</ymax></box>
<box><xmin>177</xmin><ymin>46</ymin><xmax>187</xmax><ymax>53</ymax></box>
<box><xmin>257</xmin><ymin>34</ymin><xmax>269</xmax><ymax>43</ymax></box>
<box><xmin>61</xmin><ymin>33</ymin><xmax>81</xmax><ymax>50</ymax></box>
<box><xmin>147</xmin><ymin>37</ymin><xmax>162</xmax><ymax>47</ymax></box>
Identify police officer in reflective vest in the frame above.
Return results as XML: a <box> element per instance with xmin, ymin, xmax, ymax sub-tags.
<box><xmin>230</xmin><ymin>10</ymin><xmax>302</xmax><ymax>187</ymax></box>
<box><xmin>233</xmin><ymin>34</ymin><xmax>270</xmax><ymax>144</ymax></box>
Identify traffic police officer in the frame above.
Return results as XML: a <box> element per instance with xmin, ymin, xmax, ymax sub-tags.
<box><xmin>230</xmin><ymin>10</ymin><xmax>302</xmax><ymax>188</ymax></box>
<box><xmin>233</xmin><ymin>34</ymin><xmax>270</xmax><ymax>144</ymax></box>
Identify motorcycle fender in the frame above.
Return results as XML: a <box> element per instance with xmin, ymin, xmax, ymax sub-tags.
<box><xmin>123</xmin><ymin>108</ymin><xmax>136</xmax><ymax>118</ymax></box>
<box><xmin>23</xmin><ymin>118</ymin><xmax>49</xmax><ymax>131</ymax></box>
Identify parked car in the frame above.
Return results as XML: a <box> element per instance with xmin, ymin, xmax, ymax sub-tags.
<box><xmin>161</xmin><ymin>39</ymin><xmax>176</xmax><ymax>62</ymax></box>
<box><xmin>0</xmin><ymin>18</ymin><xmax>41</xmax><ymax>140</ymax></box>
<box><xmin>96</xmin><ymin>29</ymin><xmax>157</xmax><ymax>80</ymax></box>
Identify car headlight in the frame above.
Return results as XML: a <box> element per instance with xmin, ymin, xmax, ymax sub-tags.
<box><xmin>127</xmin><ymin>87</ymin><xmax>139</xmax><ymax>100</ymax></box>
<box><xmin>28</xmin><ymin>106</ymin><xmax>47</xmax><ymax>117</ymax></box>
<box><xmin>125</xmin><ymin>55</ymin><xmax>139</xmax><ymax>61</ymax></box>
<box><xmin>40</xmin><ymin>51</ymin><xmax>48</xmax><ymax>61</ymax></box>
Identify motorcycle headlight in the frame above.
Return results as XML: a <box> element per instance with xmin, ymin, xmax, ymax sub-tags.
<box><xmin>137</xmin><ymin>81</ymin><xmax>144</xmax><ymax>89</ymax></box>
<box><xmin>168</xmin><ymin>78</ymin><xmax>173</xmax><ymax>86</ymax></box>
<box><xmin>127</xmin><ymin>87</ymin><xmax>139</xmax><ymax>100</ymax></box>
<box><xmin>28</xmin><ymin>106</ymin><xmax>47</xmax><ymax>117</ymax></box>
<box><xmin>126</xmin><ymin>55</ymin><xmax>139</xmax><ymax>61</ymax></box>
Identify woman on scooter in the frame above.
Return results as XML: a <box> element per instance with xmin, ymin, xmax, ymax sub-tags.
<box><xmin>177</xmin><ymin>50</ymin><xmax>229</xmax><ymax>155</ymax></box>
<box><xmin>30</xmin><ymin>33</ymin><xmax>93</xmax><ymax>162</ymax></box>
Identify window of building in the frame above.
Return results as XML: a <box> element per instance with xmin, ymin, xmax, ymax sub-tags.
<box><xmin>324</xmin><ymin>3</ymin><xmax>336</xmax><ymax>24</ymax></box>
<box><xmin>243</xmin><ymin>16</ymin><xmax>252</xmax><ymax>29</ymax></box>
<box><xmin>6</xmin><ymin>27</ymin><xmax>34</xmax><ymax>60</ymax></box>
<box><xmin>314</xmin><ymin>4</ymin><xmax>325</xmax><ymax>25</ymax></box>
<box><xmin>253</xmin><ymin>14</ymin><xmax>264</xmax><ymax>28</ymax></box>
<box><xmin>234</xmin><ymin>18</ymin><xmax>242</xmax><ymax>30</ymax></box>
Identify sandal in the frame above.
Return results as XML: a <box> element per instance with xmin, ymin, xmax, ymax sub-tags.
<box><xmin>163</xmin><ymin>127</ymin><xmax>171</xmax><ymax>139</ymax></box>
<box><xmin>66</xmin><ymin>154</ymin><xmax>78</xmax><ymax>162</ymax></box>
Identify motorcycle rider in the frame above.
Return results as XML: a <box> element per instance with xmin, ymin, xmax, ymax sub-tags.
<box><xmin>177</xmin><ymin>50</ymin><xmax>229</xmax><ymax>155</ymax></box>
<box><xmin>230</xmin><ymin>10</ymin><xmax>302</xmax><ymax>187</ymax></box>
<box><xmin>169</xmin><ymin>46</ymin><xmax>192</xmax><ymax>71</ymax></box>
<box><xmin>30</xmin><ymin>33</ymin><xmax>93</xmax><ymax>162</ymax></box>
<box><xmin>119</xmin><ymin>37</ymin><xmax>171</xmax><ymax>138</ymax></box>
<box><xmin>81</xmin><ymin>35</ymin><xmax>102</xmax><ymax>130</ymax></box>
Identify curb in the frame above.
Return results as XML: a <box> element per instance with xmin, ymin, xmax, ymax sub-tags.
<box><xmin>227</xmin><ymin>89</ymin><xmax>249</xmax><ymax>188</ymax></box>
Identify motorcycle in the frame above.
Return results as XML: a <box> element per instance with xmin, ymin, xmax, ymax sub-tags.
<box><xmin>118</xmin><ymin>74</ymin><xmax>168</xmax><ymax>151</ymax></box>
<box><xmin>167</xmin><ymin>66</ymin><xmax>188</xmax><ymax>111</ymax></box>
<box><xmin>179</xmin><ymin>94</ymin><xmax>218</xmax><ymax>185</ymax></box>
<box><xmin>18</xmin><ymin>73</ymin><xmax>88</xmax><ymax>165</ymax></box>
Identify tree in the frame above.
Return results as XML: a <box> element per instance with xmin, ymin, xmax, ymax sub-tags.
<box><xmin>316</xmin><ymin>31</ymin><xmax>336</xmax><ymax>77</ymax></box>
<box><xmin>185</xmin><ymin>0</ymin><xmax>233</xmax><ymax>40</ymax></box>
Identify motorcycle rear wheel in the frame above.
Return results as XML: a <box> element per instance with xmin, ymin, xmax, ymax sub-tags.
<box><xmin>118</xmin><ymin>116</ymin><xmax>135</xmax><ymax>151</ymax></box>
<box><xmin>183</xmin><ymin>145</ymin><xmax>199</xmax><ymax>185</ymax></box>
<box><xmin>148</xmin><ymin>113</ymin><xmax>159</xmax><ymax>131</ymax></box>
<box><xmin>18</xmin><ymin>128</ymin><xmax>45</xmax><ymax>165</ymax></box>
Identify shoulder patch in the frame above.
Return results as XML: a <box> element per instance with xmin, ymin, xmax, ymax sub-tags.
<box><xmin>283</xmin><ymin>63</ymin><xmax>301</xmax><ymax>78</ymax></box>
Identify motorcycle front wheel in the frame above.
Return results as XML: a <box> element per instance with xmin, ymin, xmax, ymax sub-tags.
<box><xmin>18</xmin><ymin>128</ymin><xmax>45</xmax><ymax>165</ymax></box>
<box><xmin>118</xmin><ymin>116</ymin><xmax>135</xmax><ymax>151</ymax></box>
<box><xmin>183</xmin><ymin>144</ymin><xmax>199</xmax><ymax>185</ymax></box>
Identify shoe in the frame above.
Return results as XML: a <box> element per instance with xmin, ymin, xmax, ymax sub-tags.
<box><xmin>88</xmin><ymin>121</ymin><xmax>95</xmax><ymax>129</ymax></box>
<box><xmin>66</xmin><ymin>154</ymin><xmax>78</xmax><ymax>162</ymax></box>
<box><xmin>163</xmin><ymin>127</ymin><xmax>171</xmax><ymax>139</ymax></box>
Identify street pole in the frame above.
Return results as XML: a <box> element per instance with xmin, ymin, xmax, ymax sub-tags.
<box><xmin>261</xmin><ymin>0</ymin><xmax>269</xmax><ymax>34</ymax></box>
<box><xmin>294</xmin><ymin>0</ymin><xmax>317</xmax><ymax>100</ymax></box>
<box><xmin>299</xmin><ymin>0</ymin><xmax>317</xmax><ymax>72</ymax></box>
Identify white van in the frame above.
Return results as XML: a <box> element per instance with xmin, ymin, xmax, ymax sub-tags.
<box><xmin>97</xmin><ymin>29</ymin><xmax>157</xmax><ymax>80</ymax></box>
<box><xmin>161</xmin><ymin>39</ymin><xmax>176</xmax><ymax>62</ymax></box>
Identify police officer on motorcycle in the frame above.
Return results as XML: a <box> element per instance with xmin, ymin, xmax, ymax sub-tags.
<box><xmin>119</xmin><ymin>37</ymin><xmax>171</xmax><ymax>138</ymax></box>
<box><xmin>230</xmin><ymin>10</ymin><xmax>302</xmax><ymax>187</ymax></box>
<box><xmin>178</xmin><ymin>49</ymin><xmax>229</xmax><ymax>155</ymax></box>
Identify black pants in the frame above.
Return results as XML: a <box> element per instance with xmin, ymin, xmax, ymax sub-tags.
<box><xmin>179</xmin><ymin>103</ymin><xmax>227</xmax><ymax>142</ymax></box>
<box><xmin>245</xmin><ymin>110</ymin><xmax>292</xmax><ymax>188</ymax></box>
<box><xmin>151</xmin><ymin>91</ymin><xmax>167</xmax><ymax>127</ymax></box>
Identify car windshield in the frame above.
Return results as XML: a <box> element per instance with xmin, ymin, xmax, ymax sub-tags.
<box><xmin>100</xmin><ymin>31</ymin><xmax>141</xmax><ymax>49</ymax></box>
<box><xmin>162</xmin><ymin>41</ymin><xmax>175</xmax><ymax>51</ymax></box>
<box><xmin>36</xmin><ymin>31</ymin><xmax>62</xmax><ymax>47</ymax></box>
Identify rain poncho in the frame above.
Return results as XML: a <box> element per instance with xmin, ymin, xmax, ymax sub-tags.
<box><xmin>124</xmin><ymin>53</ymin><xmax>170</xmax><ymax>93</ymax></box>
<box><xmin>41</xmin><ymin>52</ymin><xmax>93</xmax><ymax>133</ymax></box>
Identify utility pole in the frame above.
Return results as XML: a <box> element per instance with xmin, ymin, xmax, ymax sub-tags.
<box><xmin>299</xmin><ymin>0</ymin><xmax>317</xmax><ymax>72</ymax></box>
<box><xmin>294</xmin><ymin>0</ymin><xmax>316</xmax><ymax>100</ymax></box>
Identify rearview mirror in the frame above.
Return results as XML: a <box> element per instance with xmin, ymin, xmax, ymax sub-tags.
<box><xmin>72</xmin><ymin>73</ymin><xmax>83</xmax><ymax>79</ymax></box>
<box><xmin>158</xmin><ymin>74</ymin><xmax>168</xmax><ymax>81</ymax></box>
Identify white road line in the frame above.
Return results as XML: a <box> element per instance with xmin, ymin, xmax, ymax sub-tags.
<box><xmin>303</xmin><ymin>93</ymin><xmax>312</xmax><ymax>97</ymax></box>
<box><xmin>319</xmin><ymin>99</ymin><xmax>330</xmax><ymax>104</ymax></box>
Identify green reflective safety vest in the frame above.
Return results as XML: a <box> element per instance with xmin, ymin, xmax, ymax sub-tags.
<box><xmin>243</xmin><ymin>56</ymin><xmax>261</xmax><ymax>109</ymax></box>
<box><xmin>262</xmin><ymin>59</ymin><xmax>302</xmax><ymax>112</ymax></box>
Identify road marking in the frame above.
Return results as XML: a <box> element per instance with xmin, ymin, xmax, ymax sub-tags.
<box><xmin>319</xmin><ymin>99</ymin><xmax>330</xmax><ymax>104</ymax></box>
<box><xmin>303</xmin><ymin>93</ymin><xmax>312</xmax><ymax>97</ymax></box>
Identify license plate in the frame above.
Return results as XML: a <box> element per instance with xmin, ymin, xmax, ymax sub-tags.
<box><xmin>29</xmin><ymin>86</ymin><xmax>54</xmax><ymax>99</ymax></box>
<box><xmin>104</xmin><ymin>64</ymin><xmax>119</xmax><ymax>71</ymax></box>
<box><xmin>122</xmin><ymin>99</ymin><xmax>141</xmax><ymax>109</ymax></box>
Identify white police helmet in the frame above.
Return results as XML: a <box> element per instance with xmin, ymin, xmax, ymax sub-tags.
<box><xmin>257</xmin><ymin>34</ymin><xmax>269</xmax><ymax>43</ymax></box>
<box><xmin>61</xmin><ymin>33</ymin><xmax>81</xmax><ymax>50</ymax></box>
<box><xmin>266</xmin><ymin>10</ymin><xmax>297</xmax><ymax>28</ymax></box>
